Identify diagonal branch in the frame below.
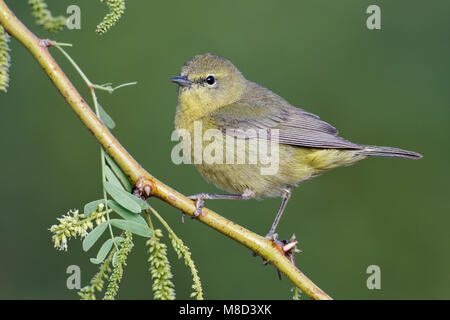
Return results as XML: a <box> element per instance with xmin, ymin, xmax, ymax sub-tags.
<box><xmin>0</xmin><ymin>0</ymin><xmax>332</xmax><ymax>300</ymax></box>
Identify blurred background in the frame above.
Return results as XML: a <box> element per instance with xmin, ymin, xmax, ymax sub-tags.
<box><xmin>0</xmin><ymin>0</ymin><xmax>449</xmax><ymax>299</ymax></box>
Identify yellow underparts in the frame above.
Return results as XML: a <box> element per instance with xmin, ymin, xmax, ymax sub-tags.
<box><xmin>175</xmin><ymin>116</ymin><xmax>365</xmax><ymax>198</ymax></box>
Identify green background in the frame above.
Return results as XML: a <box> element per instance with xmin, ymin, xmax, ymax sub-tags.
<box><xmin>1</xmin><ymin>0</ymin><xmax>449</xmax><ymax>299</ymax></box>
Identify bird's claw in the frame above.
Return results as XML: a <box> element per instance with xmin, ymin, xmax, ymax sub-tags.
<box><xmin>187</xmin><ymin>195</ymin><xmax>205</xmax><ymax>217</ymax></box>
<box><xmin>193</xmin><ymin>198</ymin><xmax>204</xmax><ymax>217</ymax></box>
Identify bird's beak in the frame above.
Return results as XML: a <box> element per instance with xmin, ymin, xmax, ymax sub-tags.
<box><xmin>170</xmin><ymin>75</ymin><xmax>192</xmax><ymax>87</ymax></box>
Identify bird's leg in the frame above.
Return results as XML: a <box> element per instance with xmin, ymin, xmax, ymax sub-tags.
<box><xmin>187</xmin><ymin>189</ymin><xmax>255</xmax><ymax>217</ymax></box>
<box><xmin>265</xmin><ymin>187</ymin><xmax>292</xmax><ymax>240</ymax></box>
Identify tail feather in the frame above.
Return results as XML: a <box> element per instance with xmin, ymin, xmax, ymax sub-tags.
<box><xmin>359</xmin><ymin>145</ymin><xmax>422</xmax><ymax>159</ymax></box>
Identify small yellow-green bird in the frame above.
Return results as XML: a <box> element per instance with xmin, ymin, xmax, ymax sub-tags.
<box><xmin>170</xmin><ymin>53</ymin><xmax>422</xmax><ymax>239</ymax></box>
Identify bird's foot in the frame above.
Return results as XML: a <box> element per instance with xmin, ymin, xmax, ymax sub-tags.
<box><xmin>187</xmin><ymin>194</ymin><xmax>206</xmax><ymax>217</ymax></box>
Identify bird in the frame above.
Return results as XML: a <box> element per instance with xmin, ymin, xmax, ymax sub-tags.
<box><xmin>170</xmin><ymin>53</ymin><xmax>422</xmax><ymax>240</ymax></box>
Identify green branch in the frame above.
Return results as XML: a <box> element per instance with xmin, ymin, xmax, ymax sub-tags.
<box><xmin>0</xmin><ymin>0</ymin><xmax>332</xmax><ymax>300</ymax></box>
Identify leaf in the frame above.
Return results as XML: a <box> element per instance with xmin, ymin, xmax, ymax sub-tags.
<box><xmin>82</xmin><ymin>222</ymin><xmax>108</xmax><ymax>252</ymax></box>
<box><xmin>84</xmin><ymin>199</ymin><xmax>105</xmax><ymax>215</ymax></box>
<box><xmin>110</xmin><ymin>219</ymin><xmax>153</xmax><ymax>238</ymax></box>
<box><xmin>133</xmin><ymin>194</ymin><xmax>148</xmax><ymax>210</ymax></box>
<box><xmin>103</xmin><ymin>181</ymin><xmax>142</xmax><ymax>213</ymax></box>
<box><xmin>98</xmin><ymin>104</ymin><xmax>116</xmax><ymax>129</ymax></box>
<box><xmin>90</xmin><ymin>238</ymin><xmax>114</xmax><ymax>264</ymax></box>
<box><xmin>104</xmin><ymin>153</ymin><xmax>132</xmax><ymax>192</ymax></box>
<box><xmin>104</xmin><ymin>165</ymin><xmax>124</xmax><ymax>190</ymax></box>
<box><xmin>108</xmin><ymin>200</ymin><xmax>147</xmax><ymax>225</ymax></box>
<box><xmin>113</xmin><ymin>236</ymin><xmax>125</xmax><ymax>245</ymax></box>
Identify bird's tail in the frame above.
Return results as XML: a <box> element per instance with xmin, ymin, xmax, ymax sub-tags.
<box><xmin>359</xmin><ymin>145</ymin><xmax>422</xmax><ymax>159</ymax></box>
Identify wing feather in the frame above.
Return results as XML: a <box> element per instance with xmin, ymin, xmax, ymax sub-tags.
<box><xmin>205</xmin><ymin>82</ymin><xmax>363</xmax><ymax>150</ymax></box>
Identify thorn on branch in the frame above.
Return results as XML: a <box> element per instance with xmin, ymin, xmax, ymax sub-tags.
<box><xmin>39</xmin><ymin>39</ymin><xmax>52</xmax><ymax>47</ymax></box>
<box><xmin>260</xmin><ymin>235</ymin><xmax>301</xmax><ymax>270</ymax></box>
<box><xmin>133</xmin><ymin>177</ymin><xmax>154</xmax><ymax>199</ymax></box>
<box><xmin>280</xmin><ymin>235</ymin><xmax>302</xmax><ymax>266</ymax></box>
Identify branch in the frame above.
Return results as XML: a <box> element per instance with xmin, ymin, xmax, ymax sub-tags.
<box><xmin>0</xmin><ymin>1</ymin><xmax>332</xmax><ymax>300</ymax></box>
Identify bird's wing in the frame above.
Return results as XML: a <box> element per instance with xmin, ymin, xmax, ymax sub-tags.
<box><xmin>204</xmin><ymin>82</ymin><xmax>363</xmax><ymax>150</ymax></box>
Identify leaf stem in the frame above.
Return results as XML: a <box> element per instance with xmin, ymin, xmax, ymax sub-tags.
<box><xmin>91</xmin><ymin>86</ymin><xmax>118</xmax><ymax>250</ymax></box>
<box><xmin>54</xmin><ymin>43</ymin><xmax>119</xmax><ymax>250</ymax></box>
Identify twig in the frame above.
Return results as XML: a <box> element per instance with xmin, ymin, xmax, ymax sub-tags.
<box><xmin>0</xmin><ymin>0</ymin><xmax>332</xmax><ymax>300</ymax></box>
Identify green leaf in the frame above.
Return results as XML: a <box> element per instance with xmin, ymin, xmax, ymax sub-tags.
<box><xmin>110</xmin><ymin>219</ymin><xmax>153</xmax><ymax>238</ymax></box>
<box><xmin>108</xmin><ymin>200</ymin><xmax>147</xmax><ymax>225</ymax></box>
<box><xmin>90</xmin><ymin>238</ymin><xmax>114</xmax><ymax>264</ymax></box>
<box><xmin>113</xmin><ymin>236</ymin><xmax>125</xmax><ymax>245</ymax></box>
<box><xmin>104</xmin><ymin>153</ymin><xmax>132</xmax><ymax>192</ymax></box>
<box><xmin>83</xmin><ymin>222</ymin><xmax>108</xmax><ymax>252</ymax></box>
<box><xmin>104</xmin><ymin>165</ymin><xmax>124</xmax><ymax>190</ymax></box>
<box><xmin>98</xmin><ymin>104</ymin><xmax>116</xmax><ymax>129</ymax></box>
<box><xmin>83</xmin><ymin>199</ymin><xmax>105</xmax><ymax>215</ymax></box>
<box><xmin>133</xmin><ymin>194</ymin><xmax>148</xmax><ymax>210</ymax></box>
<box><xmin>103</xmin><ymin>181</ymin><xmax>142</xmax><ymax>213</ymax></box>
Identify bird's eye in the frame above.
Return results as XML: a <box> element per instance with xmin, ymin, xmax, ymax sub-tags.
<box><xmin>205</xmin><ymin>75</ymin><xmax>215</xmax><ymax>85</ymax></box>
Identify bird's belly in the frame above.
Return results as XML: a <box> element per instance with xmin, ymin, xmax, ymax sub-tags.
<box><xmin>176</xmin><ymin>122</ymin><xmax>363</xmax><ymax>198</ymax></box>
<box><xmin>191</xmin><ymin>139</ymin><xmax>316</xmax><ymax>198</ymax></box>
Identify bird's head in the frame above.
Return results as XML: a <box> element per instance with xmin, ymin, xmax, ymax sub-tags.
<box><xmin>170</xmin><ymin>53</ymin><xmax>246</xmax><ymax>110</ymax></box>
